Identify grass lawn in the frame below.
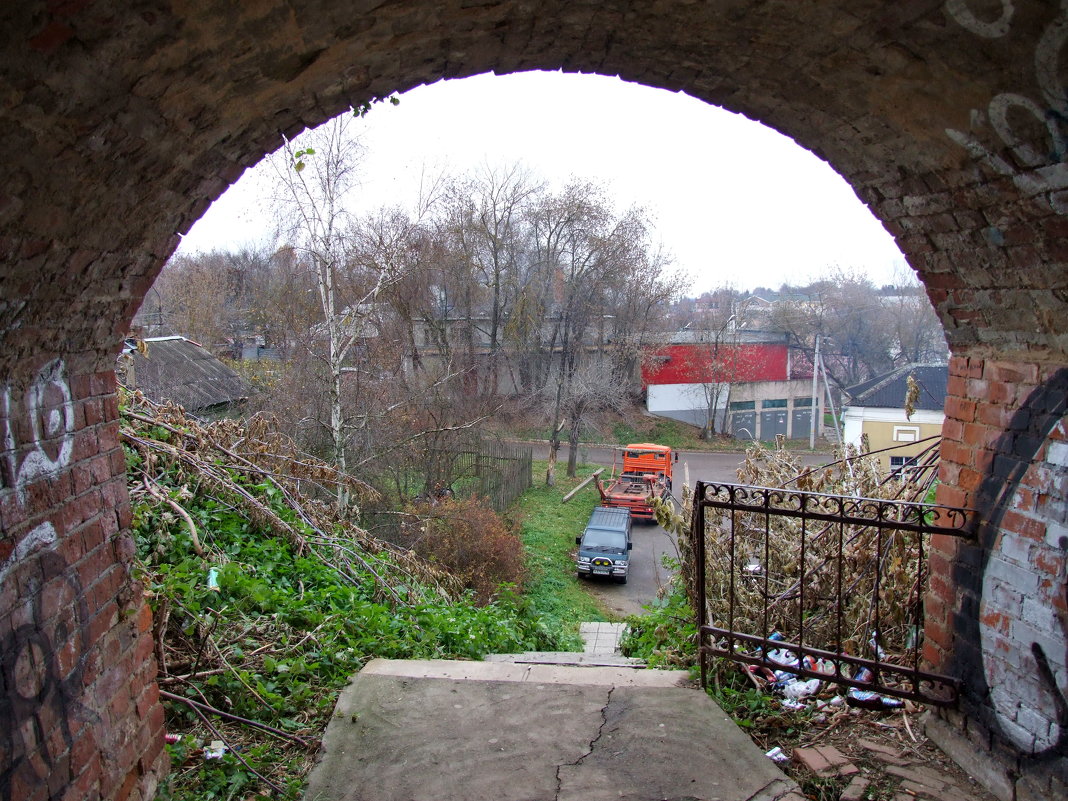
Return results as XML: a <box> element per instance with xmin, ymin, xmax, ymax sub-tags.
<box><xmin>510</xmin><ymin>461</ymin><xmax>621</xmax><ymax>649</ymax></box>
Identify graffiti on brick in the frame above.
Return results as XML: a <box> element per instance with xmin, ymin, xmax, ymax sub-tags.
<box><xmin>0</xmin><ymin>537</ymin><xmax>95</xmax><ymax>801</ymax></box>
<box><xmin>1</xmin><ymin>359</ymin><xmax>96</xmax><ymax>801</ymax></box>
<box><xmin>945</xmin><ymin>1</ymin><xmax>1068</xmax><ymax>216</ymax></box>
<box><xmin>945</xmin><ymin>0</ymin><xmax>1016</xmax><ymax>38</ymax></box>
<box><xmin>964</xmin><ymin>368</ymin><xmax>1068</xmax><ymax>760</ymax></box>
<box><xmin>2</xmin><ymin>358</ymin><xmax>75</xmax><ymax>503</ymax></box>
<box><xmin>0</xmin><ymin>521</ymin><xmax>57</xmax><ymax>585</ymax></box>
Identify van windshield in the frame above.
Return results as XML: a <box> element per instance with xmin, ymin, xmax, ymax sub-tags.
<box><xmin>582</xmin><ymin>528</ymin><xmax>627</xmax><ymax>551</ymax></box>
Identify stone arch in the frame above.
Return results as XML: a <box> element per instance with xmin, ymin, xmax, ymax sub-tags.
<box><xmin>1</xmin><ymin>2</ymin><xmax>1066</xmax><ymax>800</ymax></box>
<box><xmin>1</xmin><ymin>1</ymin><xmax>1065</xmax><ymax>382</ymax></box>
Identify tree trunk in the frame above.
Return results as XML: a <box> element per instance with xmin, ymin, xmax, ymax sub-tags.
<box><xmin>566</xmin><ymin>411</ymin><xmax>581</xmax><ymax>478</ymax></box>
<box><xmin>545</xmin><ymin>442</ymin><xmax>558</xmax><ymax>487</ymax></box>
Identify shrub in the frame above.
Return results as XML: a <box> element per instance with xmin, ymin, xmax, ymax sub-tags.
<box><xmin>399</xmin><ymin>496</ymin><xmax>527</xmax><ymax>603</ymax></box>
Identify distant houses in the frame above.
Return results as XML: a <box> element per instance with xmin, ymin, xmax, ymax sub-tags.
<box><xmin>842</xmin><ymin>363</ymin><xmax>948</xmax><ymax>475</ymax></box>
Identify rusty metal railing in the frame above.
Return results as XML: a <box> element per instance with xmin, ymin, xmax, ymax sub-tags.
<box><xmin>692</xmin><ymin>481</ymin><xmax>973</xmax><ymax>706</ymax></box>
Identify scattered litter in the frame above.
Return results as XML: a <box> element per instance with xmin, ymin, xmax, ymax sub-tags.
<box><xmin>804</xmin><ymin>656</ymin><xmax>836</xmax><ymax>675</ymax></box>
<box><xmin>766</xmin><ymin>648</ymin><xmax>796</xmax><ymax>667</ymax></box>
<box><xmin>782</xmin><ymin>677</ymin><xmax>822</xmax><ymax>700</ymax></box>
<box><xmin>846</xmin><ymin>688</ymin><xmax>905</xmax><ymax>710</ymax></box>
<box><xmin>745</xmin><ymin>638</ymin><xmax>909</xmax><ymax>714</ymax></box>
<box><xmin>748</xmin><ymin>665</ymin><xmax>778</xmax><ymax>683</ymax></box>
<box><xmin>869</xmin><ymin>633</ymin><xmax>886</xmax><ymax>660</ymax></box>
<box><xmin>765</xmin><ymin>746</ymin><xmax>790</xmax><ymax>764</ymax></box>
<box><xmin>207</xmin><ymin>567</ymin><xmax>220</xmax><ymax>592</ymax></box>
<box><xmin>845</xmin><ymin>666</ymin><xmax>905</xmax><ymax>710</ymax></box>
<box><xmin>204</xmin><ymin>740</ymin><xmax>227</xmax><ymax>759</ymax></box>
<box><xmin>164</xmin><ymin>733</ymin><xmax>182</xmax><ymax>744</ymax></box>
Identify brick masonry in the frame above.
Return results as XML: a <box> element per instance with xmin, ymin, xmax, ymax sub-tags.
<box><xmin>0</xmin><ymin>366</ymin><xmax>165</xmax><ymax>801</ymax></box>
<box><xmin>927</xmin><ymin>356</ymin><xmax>1068</xmax><ymax>801</ymax></box>
<box><xmin>0</xmin><ymin>2</ymin><xmax>1066</xmax><ymax>800</ymax></box>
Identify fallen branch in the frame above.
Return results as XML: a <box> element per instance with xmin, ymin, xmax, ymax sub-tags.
<box><xmin>159</xmin><ymin>689</ymin><xmax>311</xmax><ymax>748</ymax></box>
<box><xmin>561</xmin><ymin>469</ymin><xmax>604</xmax><ymax>504</ymax></box>
<box><xmin>143</xmin><ymin>477</ymin><xmax>204</xmax><ymax>556</ymax></box>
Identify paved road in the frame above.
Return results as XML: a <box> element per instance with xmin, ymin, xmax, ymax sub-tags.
<box><xmin>536</xmin><ymin>443</ymin><xmax>833</xmax><ymax>617</ymax></box>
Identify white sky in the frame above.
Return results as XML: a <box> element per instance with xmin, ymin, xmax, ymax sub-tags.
<box><xmin>176</xmin><ymin>71</ymin><xmax>909</xmax><ymax>295</ymax></box>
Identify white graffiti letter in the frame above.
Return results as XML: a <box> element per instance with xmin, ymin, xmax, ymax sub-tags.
<box><xmin>0</xmin><ymin>521</ymin><xmax>58</xmax><ymax>585</ymax></box>
<box><xmin>945</xmin><ymin>0</ymin><xmax>1015</xmax><ymax>39</ymax></box>
<box><xmin>988</xmin><ymin>92</ymin><xmax>1067</xmax><ymax>167</ymax></box>
<box><xmin>1036</xmin><ymin>7</ymin><xmax>1068</xmax><ymax>110</ymax></box>
<box><xmin>2</xmin><ymin>359</ymin><xmax>74</xmax><ymax>501</ymax></box>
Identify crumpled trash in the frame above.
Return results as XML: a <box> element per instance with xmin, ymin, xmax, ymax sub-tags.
<box><xmin>204</xmin><ymin>740</ymin><xmax>227</xmax><ymax>759</ymax></box>
<box><xmin>766</xmin><ymin>648</ymin><xmax>797</xmax><ymax>667</ymax></box>
<box><xmin>846</xmin><ymin>688</ymin><xmax>905</xmax><ymax>710</ymax></box>
<box><xmin>782</xmin><ymin>677</ymin><xmax>822</xmax><ymax>700</ymax></box>
<box><xmin>765</xmin><ymin>746</ymin><xmax>790</xmax><ymax>764</ymax></box>
<box><xmin>846</xmin><ymin>666</ymin><xmax>904</xmax><ymax>709</ymax></box>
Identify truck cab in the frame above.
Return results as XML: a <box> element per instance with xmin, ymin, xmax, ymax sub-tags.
<box><xmin>620</xmin><ymin>443</ymin><xmax>673</xmax><ymax>488</ymax></box>
<box><xmin>596</xmin><ymin>443</ymin><xmax>676</xmax><ymax>520</ymax></box>
<box><xmin>575</xmin><ymin>506</ymin><xmax>633</xmax><ymax>584</ymax></box>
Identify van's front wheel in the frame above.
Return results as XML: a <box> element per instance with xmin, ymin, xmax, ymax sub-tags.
<box><xmin>615</xmin><ymin>575</ymin><xmax>628</xmax><ymax>584</ymax></box>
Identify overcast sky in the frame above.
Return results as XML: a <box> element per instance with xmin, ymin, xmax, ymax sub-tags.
<box><xmin>176</xmin><ymin>71</ymin><xmax>908</xmax><ymax>294</ymax></box>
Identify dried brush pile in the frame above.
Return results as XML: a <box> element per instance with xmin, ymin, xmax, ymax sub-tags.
<box><xmin>683</xmin><ymin>436</ymin><xmax>946</xmax><ymax>666</ymax></box>
<box><xmin>122</xmin><ymin>392</ymin><xmax>464</xmax><ymax>606</ymax></box>
<box><xmin>120</xmin><ymin>393</ymin><xmax>559</xmax><ymax>799</ymax></box>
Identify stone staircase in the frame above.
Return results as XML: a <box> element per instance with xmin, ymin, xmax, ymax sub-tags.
<box><xmin>303</xmin><ymin>621</ymin><xmax>805</xmax><ymax>801</ymax></box>
<box><xmin>483</xmin><ymin>622</ymin><xmax>643</xmax><ymax>668</ymax></box>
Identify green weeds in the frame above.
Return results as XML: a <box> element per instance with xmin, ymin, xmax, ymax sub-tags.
<box><xmin>508</xmin><ymin>463</ymin><xmax>616</xmax><ymax>645</ymax></box>
<box><xmin>125</xmin><ymin>406</ymin><xmax>567</xmax><ymax>800</ymax></box>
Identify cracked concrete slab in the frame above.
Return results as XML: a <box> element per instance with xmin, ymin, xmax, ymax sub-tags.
<box><xmin>556</xmin><ymin>686</ymin><xmax>795</xmax><ymax>801</ymax></box>
<box><xmin>304</xmin><ymin>659</ymin><xmax>798</xmax><ymax>801</ymax></box>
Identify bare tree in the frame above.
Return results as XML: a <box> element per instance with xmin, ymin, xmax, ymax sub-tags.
<box><xmin>883</xmin><ymin>271</ymin><xmax>948</xmax><ymax>365</ymax></box>
<box><xmin>687</xmin><ymin>289</ymin><xmax>755</xmax><ymax>438</ymax></box>
<box><xmin>269</xmin><ymin>116</ymin><xmax>397</xmax><ymax>501</ymax></box>
<box><xmin>770</xmin><ymin>268</ymin><xmax>909</xmax><ymax>391</ymax></box>
<box><xmin>145</xmin><ymin>251</ymin><xmax>234</xmax><ymax>345</ymax></box>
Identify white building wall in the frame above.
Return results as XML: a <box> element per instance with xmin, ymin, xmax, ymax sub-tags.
<box><xmin>841</xmin><ymin>406</ymin><xmax>945</xmax><ymax>448</ymax></box>
<box><xmin>646</xmin><ymin>383</ymin><xmax>727</xmax><ymax>428</ymax></box>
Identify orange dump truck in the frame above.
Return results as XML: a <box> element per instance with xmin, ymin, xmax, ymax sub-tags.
<box><xmin>596</xmin><ymin>443</ymin><xmax>675</xmax><ymax>520</ymax></box>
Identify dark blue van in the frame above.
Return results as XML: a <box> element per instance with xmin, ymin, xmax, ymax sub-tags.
<box><xmin>575</xmin><ymin>506</ymin><xmax>633</xmax><ymax>584</ymax></box>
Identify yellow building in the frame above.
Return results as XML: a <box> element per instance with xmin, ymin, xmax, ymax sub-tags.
<box><xmin>841</xmin><ymin>364</ymin><xmax>948</xmax><ymax>478</ymax></box>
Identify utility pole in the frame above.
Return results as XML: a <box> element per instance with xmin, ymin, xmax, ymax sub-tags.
<box><xmin>809</xmin><ymin>334</ymin><xmax>820</xmax><ymax>449</ymax></box>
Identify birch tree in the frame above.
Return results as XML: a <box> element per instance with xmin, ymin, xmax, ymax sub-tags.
<box><xmin>270</xmin><ymin>116</ymin><xmax>394</xmax><ymax>497</ymax></box>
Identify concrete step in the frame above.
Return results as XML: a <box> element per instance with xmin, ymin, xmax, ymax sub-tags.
<box><xmin>578</xmin><ymin>621</ymin><xmax>629</xmax><ymax>655</ymax></box>
<box><xmin>304</xmin><ymin>658</ymin><xmax>801</xmax><ymax>801</ymax></box>
<box><xmin>484</xmin><ymin>651</ymin><xmax>645</xmax><ymax>668</ymax></box>
<box><xmin>353</xmin><ymin>657</ymin><xmax>686</xmax><ymax>687</ymax></box>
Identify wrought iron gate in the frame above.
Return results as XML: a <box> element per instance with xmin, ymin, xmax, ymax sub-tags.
<box><xmin>691</xmin><ymin>481</ymin><xmax>973</xmax><ymax>706</ymax></box>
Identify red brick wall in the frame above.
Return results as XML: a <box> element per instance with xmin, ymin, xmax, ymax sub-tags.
<box><xmin>641</xmin><ymin>343</ymin><xmax>790</xmax><ymax>387</ymax></box>
<box><xmin>0</xmin><ymin>364</ymin><xmax>166</xmax><ymax>801</ymax></box>
<box><xmin>927</xmin><ymin>355</ymin><xmax>1068</xmax><ymax>800</ymax></box>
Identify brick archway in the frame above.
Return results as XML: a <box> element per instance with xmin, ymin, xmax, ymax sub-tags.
<box><xmin>1</xmin><ymin>2</ymin><xmax>1065</xmax><ymax>799</ymax></box>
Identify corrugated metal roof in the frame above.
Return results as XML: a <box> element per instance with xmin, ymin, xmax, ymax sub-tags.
<box><xmin>119</xmin><ymin>337</ymin><xmax>249</xmax><ymax>412</ymax></box>
<box><xmin>845</xmin><ymin>363</ymin><xmax>948</xmax><ymax>411</ymax></box>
